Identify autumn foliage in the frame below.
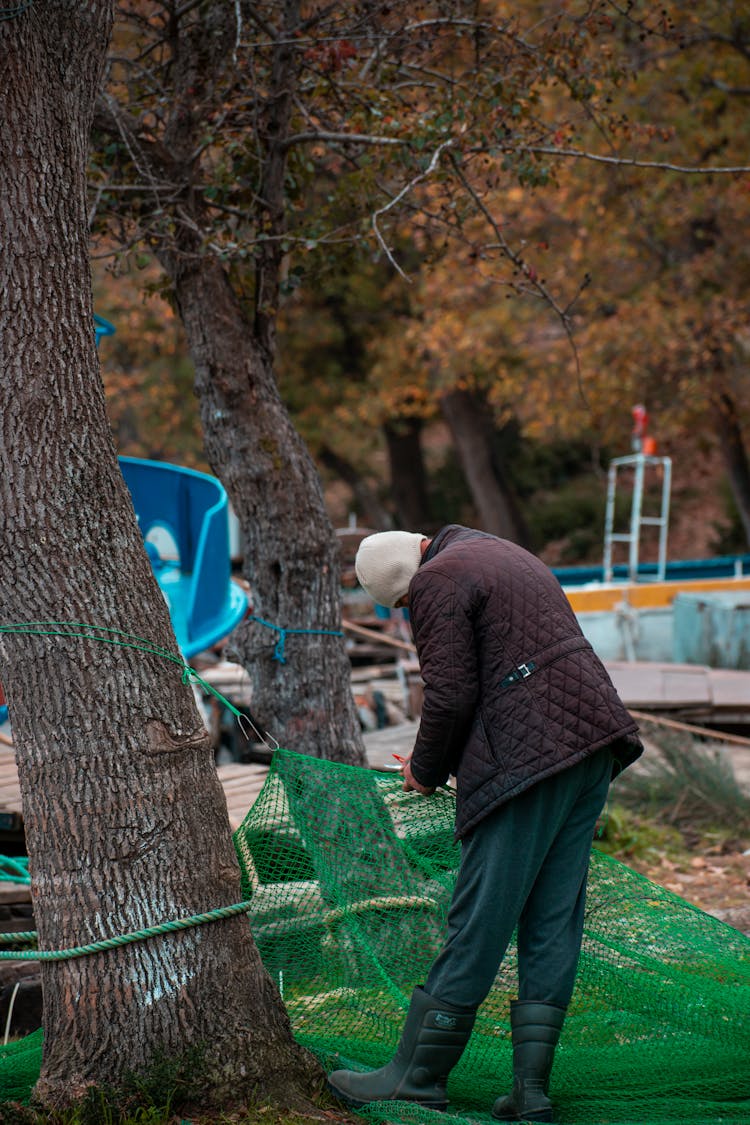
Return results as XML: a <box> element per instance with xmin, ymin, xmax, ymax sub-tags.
<box><xmin>93</xmin><ymin>0</ymin><xmax>750</xmax><ymax>551</ymax></box>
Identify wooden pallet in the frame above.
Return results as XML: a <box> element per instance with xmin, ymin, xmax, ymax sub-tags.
<box><xmin>0</xmin><ymin>747</ymin><xmax>269</xmax><ymax>836</ymax></box>
<box><xmin>216</xmin><ymin>762</ymin><xmax>270</xmax><ymax>830</ymax></box>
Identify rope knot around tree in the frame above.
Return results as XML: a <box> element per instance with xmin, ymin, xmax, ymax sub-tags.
<box><xmin>247</xmin><ymin>614</ymin><xmax>344</xmax><ymax>664</ymax></box>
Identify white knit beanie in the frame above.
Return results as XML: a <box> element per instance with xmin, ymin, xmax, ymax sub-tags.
<box><xmin>355</xmin><ymin>531</ymin><xmax>426</xmax><ymax>608</ymax></box>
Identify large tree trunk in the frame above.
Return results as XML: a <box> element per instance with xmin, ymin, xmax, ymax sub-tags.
<box><xmin>160</xmin><ymin>250</ymin><xmax>366</xmax><ymax>766</ymax></box>
<box><xmin>384</xmin><ymin>418</ymin><xmax>433</xmax><ymax>529</ymax></box>
<box><xmin>711</xmin><ymin>388</ymin><xmax>750</xmax><ymax>548</ymax></box>
<box><xmin>95</xmin><ymin>0</ymin><xmax>366</xmax><ymax>766</ymax></box>
<box><xmin>440</xmin><ymin>387</ymin><xmax>530</xmax><ymax>544</ymax></box>
<box><xmin>0</xmin><ymin>2</ymin><xmax>319</xmax><ymax>1108</ymax></box>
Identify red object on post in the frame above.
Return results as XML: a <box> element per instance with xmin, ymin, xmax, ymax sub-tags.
<box><xmin>631</xmin><ymin>404</ymin><xmax>649</xmax><ymax>452</ymax></box>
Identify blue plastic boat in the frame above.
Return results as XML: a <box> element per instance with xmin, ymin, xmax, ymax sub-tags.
<box><xmin>553</xmin><ymin>555</ymin><xmax>750</xmax><ymax>587</ymax></box>
<box><xmin>119</xmin><ymin>456</ymin><xmax>247</xmax><ymax>659</ymax></box>
<box><xmin>0</xmin><ymin>456</ymin><xmax>247</xmax><ymax>728</ymax></box>
<box><xmin>4</xmin><ymin>316</ymin><xmax>249</xmax><ymax>730</ymax></box>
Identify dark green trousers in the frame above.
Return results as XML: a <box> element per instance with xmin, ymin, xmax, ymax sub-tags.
<box><xmin>425</xmin><ymin>746</ymin><xmax>612</xmax><ymax>1010</ymax></box>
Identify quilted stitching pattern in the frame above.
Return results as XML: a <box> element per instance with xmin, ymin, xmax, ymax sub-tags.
<box><xmin>408</xmin><ymin>526</ymin><xmax>641</xmax><ymax>838</ymax></box>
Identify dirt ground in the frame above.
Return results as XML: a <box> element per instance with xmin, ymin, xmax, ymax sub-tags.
<box><xmin>626</xmin><ymin>846</ymin><xmax>750</xmax><ymax>935</ymax></box>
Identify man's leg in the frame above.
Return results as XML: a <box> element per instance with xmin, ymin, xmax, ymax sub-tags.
<box><xmin>328</xmin><ymin>748</ymin><xmax>612</xmax><ymax>1113</ymax></box>
<box><xmin>516</xmin><ymin>746</ymin><xmax>612</xmax><ymax>1006</ymax></box>
<box><xmin>425</xmin><ymin>752</ymin><xmax>606</xmax><ymax>1009</ymax></box>
<box><xmin>492</xmin><ymin>747</ymin><xmax>613</xmax><ymax>1123</ymax></box>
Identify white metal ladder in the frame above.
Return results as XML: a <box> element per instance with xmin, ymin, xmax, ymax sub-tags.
<box><xmin>603</xmin><ymin>454</ymin><xmax>672</xmax><ymax>583</ymax></box>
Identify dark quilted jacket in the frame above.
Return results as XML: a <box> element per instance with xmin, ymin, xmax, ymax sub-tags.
<box><xmin>408</xmin><ymin>525</ymin><xmax>642</xmax><ymax>838</ymax></box>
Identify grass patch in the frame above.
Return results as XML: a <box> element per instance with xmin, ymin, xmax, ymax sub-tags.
<box><xmin>0</xmin><ymin>1094</ymin><xmax>357</xmax><ymax>1125</ymax></box>
<box><xmin>608</xmin><ymin>724</ymin><xmax>750</xmax><ymax>852</ymax></box>
<box><xmin>0</xmin><ymin>1052</ymin><xmax>355</xmax><ymax>1125</ymax></box>
<box><xmin>0</xmin><ymin>1047</ymin><xmax>212</xmax><ymax>1125</ymax></box>
<box><xmin>594</xmin><ymin>802</ymin><xmax>686</xmax><ymax>863</ymax></box>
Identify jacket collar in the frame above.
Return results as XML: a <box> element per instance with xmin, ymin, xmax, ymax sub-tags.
<box><xmin>421</xmin><ymin>524</ymin><xmax>471</xmax><ymax>565</ymax></box>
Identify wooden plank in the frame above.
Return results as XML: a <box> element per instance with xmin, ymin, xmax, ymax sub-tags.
<box><xmin>0</xmin><ymin>761</ymin><xmax>270</xmax><ymax>835</ymax></box>
<box><xmin>216</xmin><ymin>763</ymin><xmax>269</xmax><ymax>830</ymax></box>
<box><xmin>342</xmin><ymin>618</ymin><xmax>417</xmax><ymax>655</ymax></box>
<box><xmin>706</xmin><ymin>668</ymin><xmax>750</xmax><ymax>709</ymax></box>
<box><xmin>351</xmin><ymin>665</ymin><xmax>399</xmax><ymax>683</ymax></box>
<box><xmin>606</xmin><ymin>661</ymin><xmax>713</xmax><ymax>709</ymax></box>
<box><xmin>629</xmin><ymin>708</ymin><xmax>750</xmax><ymax>747</ymax></box>
<box><xmin>0</xmin><ymin>883</ymin><xmax>31</xmax><ymax>905</ymax></box>
<box><xmin>219</xmin><ymin>777</ymin><xmax>268</xmax><ymax>796</ymax></box>
<box><xmin>215</xmin><ymin>763</ymin><xmax>259</xmax><ymax>782</ymax></box>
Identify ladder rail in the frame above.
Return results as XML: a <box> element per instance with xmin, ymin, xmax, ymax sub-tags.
<box><xmin>602</xmin><ymin>454</ymin><xmax>672</xmax><ymax>583</ymax></box>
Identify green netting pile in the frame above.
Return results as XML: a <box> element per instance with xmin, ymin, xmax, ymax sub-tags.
<box><xmin>0</xmin><ymin>1029</ymin><xmax>42</xmax><ymax>1107</ymax></box>
<box><xmin>235</xmin><ymin>751</ymin><xmax>750</xmax><ymax>1125</ymax></box>
<box><xmin>0</xmin><ymin>748</ymin><xmax>747</xmax><ymax>1124</ymax></box>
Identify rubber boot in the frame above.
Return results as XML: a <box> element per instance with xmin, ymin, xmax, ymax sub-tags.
<box><xmin>327</xmin><ymin>986</ymin><xmax>476</xmax><ymax>1110</ymax></box>
<box><xmin>492</xmin><ymin>1001</ymin><xmax>566</xmax><ymax>1123</ymax></box>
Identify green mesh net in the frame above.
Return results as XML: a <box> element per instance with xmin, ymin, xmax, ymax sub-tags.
<box><xmin>0</xmin><ymin>1029</ymin><xmax>42</xmax><ymax>1106</ymax></box>
<box><xmin>0</xmin><ymin>748</ymin><xmax>747</xmax><ymax>1124</ymax></box>
<box><xmin>236</xmin><ymin>751</ymin><xmax>750</xmax><ymax>1125</ymax></box>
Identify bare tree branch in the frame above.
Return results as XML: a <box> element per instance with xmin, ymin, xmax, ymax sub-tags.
<box><xmin>450</xmin><ymin>156</ymin><xmax>569</xmax><ymax>320</ymax></box>
<box><xmin>233</xmin><ymin>0</ymin><xmax>241</xmax><ymax>66</ymax></box>
<box><xmin>372</xmin><ymin>138</ymin><xmax>454</xmax><ymax>280</ymax></box>
<box><xmin>448</xmin><ymin>152</ymin><xmax>588</xmax><ymax>404</ymax></box>
<box><xmin>703</xmin><ymin>77</ymin><xmax>750</xmax><ymax>96</ymax></box>
<box><xmin>174</xmin><ymin>0</ymin><xmax>203</xmax><ymax>20</ymax></box>
<box><xmin>526</xmin><ymin>144</ymin><xmax>750</xmax><ymax>174</ymax></box>
<box><xmin>282</xmin><ymin>129</ymin><xmax>407</xmax><ymax>151</ymax></box>
<box><xmin>94</xmin><ymin>93</ymin><xmax>179</xmax><ymax>187</ymax></box>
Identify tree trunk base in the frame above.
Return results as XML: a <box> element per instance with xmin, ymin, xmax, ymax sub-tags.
<box><xmin>32</xmin><ymin>1038</ymin><xmax>324</xmax><ymax>1117</ymax></box>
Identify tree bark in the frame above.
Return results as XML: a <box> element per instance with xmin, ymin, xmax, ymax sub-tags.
<box><xmin>161</xmin><ymin>249</ymin><xmax>366</xmax><ymax>765</ymax></box>
<box><xmin>711</xmin><ymin>389</ymin><xmax>750</xmax><ymax>548</ymax></box>
<box><xmin>0</xmin><ymin>2</ymin><xmax>320</xmax><ymax>1108</ymax></box>
<box><xmin>440</xmin><ymin>387</ymin><xmax>530</xmax><ymax>544</ymax></box>
<box><xmin>383</xmin><ymin>418</ymin><xmax>434</xmax><ymax>530</ymax></box>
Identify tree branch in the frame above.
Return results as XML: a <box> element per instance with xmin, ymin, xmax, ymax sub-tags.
<box><xmin>94</xmin><ymin>93</ymin><xmax>181</xmax><ymax>189</ymax></box>
<box><xmin>282</xmin><ymin>130</ymin><xmax>408</xmax><ymax>151</ymax></box>
<box><xmin>372</xmin><ymin>138</ymin><xmax>454</xmax><ymax>280</ymax></box>
<box><xmin>525</xmin><ymin>144</ymin><xmax>750</xmax><ymax>174</ymax></box>
<box><xmin>448</xmin><ymin>153</ymin><xmax>588</xmax><ymax>403</ymax></box>
<box><xmin>703</xmin><ymin>77</ymin><xmax>750</xmax><ymax>96</ymax></box>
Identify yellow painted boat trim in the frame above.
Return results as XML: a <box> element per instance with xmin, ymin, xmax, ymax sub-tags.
<box><xmin>565</xmin><ymin>575</ymin><xmax>750</xmax><ymax>615</ymax></box>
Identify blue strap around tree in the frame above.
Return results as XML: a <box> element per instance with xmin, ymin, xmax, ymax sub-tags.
<box><xmin>248</xmin><ymin>615</ymin><xmax>343</xmax><ymax>664</ymax></box>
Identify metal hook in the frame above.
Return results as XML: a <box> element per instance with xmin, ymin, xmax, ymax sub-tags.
<box><xmin>237</xmin><ymin>712</ymin><xmax>280</xmax><ymax>752</ymax></box>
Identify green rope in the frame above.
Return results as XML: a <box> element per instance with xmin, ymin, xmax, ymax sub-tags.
<box><xmin>0</xmin><ymin>2</ymin><xmax>33</xmax><ymax>19</ymax></box>
<box><xmin>0</xmin><ymin>624</ymin><xmax>263</xmax><ymax>961</ymax></box>
<box><xmin>0</xmin><ymin>621</ymin><xmax>248</xmax><ymax>727</ymax></box>
<box><xmin>248</xmin><ymin>615</ymin><xmax>343</xmax><ymax>664</ymax></box>
<box><xmin>0</xmin><ymin>856</ymin><xmax>29</xmax><ymax>885</ymax></box>
<box><xmin>0</xmin><ymin>899</ymin><xmax>253</xmax><ymax>961</ymax></box>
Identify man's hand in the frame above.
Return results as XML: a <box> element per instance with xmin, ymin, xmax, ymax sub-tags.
<box><xmin>402</xmin><ymin>757</ymin><xmax>435</xmax><ymax>796</ymax></box>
